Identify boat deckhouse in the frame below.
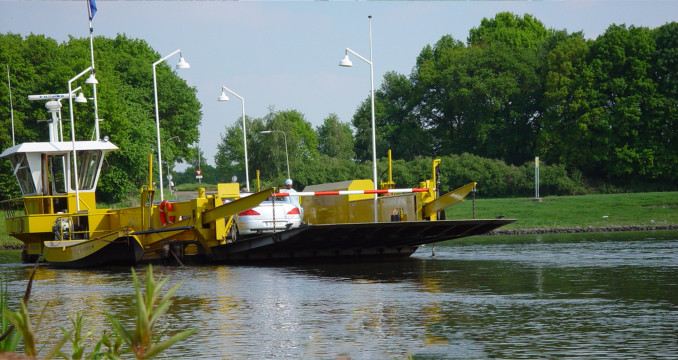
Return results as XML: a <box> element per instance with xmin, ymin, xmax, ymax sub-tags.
<box><xmin>0</xmin><ymin>93</ymin><xmax>117</xmax><ymax>216</ymax></box>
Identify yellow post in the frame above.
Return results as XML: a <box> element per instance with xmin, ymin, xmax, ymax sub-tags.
<box><xmin>432</xmin><ymin>158</ymin><xmax>441</xmax><ymax>193</ymax></box>
<box><xmin>427</xmin><ymin>159</ymin><xmax>442</xmax><ymax>220</ymax></box>
<box><xmin>149</xmin><ymin>154</ymin><xmax>153</xmax><ymax>189</ymax></box>
<box><xmin>256</xmin><ymin>170</ymin><xmax>261</xmax><ymax>192</ymax></box>
<box><xmin>380</xmin><ymin>149</ymin><xmax>395</xmax><ymax>190</ymax></box>
<box><xmin>388</xmin><ymin>150</ymin><xmax>393</xmax><ymax>188</ymax></box>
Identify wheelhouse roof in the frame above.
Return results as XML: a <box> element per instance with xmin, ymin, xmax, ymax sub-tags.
<box><xmin>0</xmin><ymin>140</ymin><xmax>118</xmax><ymax>158</ymax></box>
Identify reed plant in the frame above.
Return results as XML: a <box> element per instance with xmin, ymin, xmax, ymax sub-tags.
<box><xmin>0</xmin><ymin>264</ymin><xmax>195</xmax><ymax>359</ymax></box>
<box><xmin>0</xmin><ymin>280</ymin><xmax>20</xmax><ymax>352</ymax></box>
<box><xmin>105</xmin><ymin>265</ymin><xmax>196</xmax><ymax>359</ymax></box>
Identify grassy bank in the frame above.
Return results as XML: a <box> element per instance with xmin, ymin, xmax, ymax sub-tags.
<box><xmin>2</xmin><ymin>192</ymin><xmax>677</xmax><ymax>247</ymax></box>
<box><xmin>445</xmin><ymin>191</ymin><xmax>678</xmax><ymax>230</ymax></box>
<box><xmin>0</xmin><ymin>211</ymin><xmax>23</xmax><ymax>248</ymax></box>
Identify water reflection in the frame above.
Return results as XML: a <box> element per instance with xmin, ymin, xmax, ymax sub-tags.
<box><xmin>0</xmin><ymin>231</ymin><xmax>676</xmax><ymax>359</ymax></box>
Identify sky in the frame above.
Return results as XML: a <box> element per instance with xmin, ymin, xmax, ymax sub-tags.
<box><xmin>1</xmin><ymin>0</ymin><xmax>677</xmax><ymax>168</ymax></box>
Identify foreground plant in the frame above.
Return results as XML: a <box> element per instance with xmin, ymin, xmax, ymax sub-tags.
<box><xmin>106</xmin><ymin>265</ymin><xmax>196</xmax><ymax>359</ymax></box>
<box><xmin>0</xmin><ymin>264</ymin><xmax>194</xmax><ymax>359</ymax></box>
<box><xmin>0</xmin><ymin>280</ymin><xmax>21</xmax><ymax>352</ymax></box>
<box><xmin>1</xmin><ymin>260</ymin><xmax>68</xmax><ymax>358</ymax></box>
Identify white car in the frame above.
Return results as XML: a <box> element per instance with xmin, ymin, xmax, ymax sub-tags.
<box><xmin>231</xmin><ymin>196</ymin><xmax>304</xmax><ymax>237</ymax></box>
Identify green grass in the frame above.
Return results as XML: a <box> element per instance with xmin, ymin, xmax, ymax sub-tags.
<box><xmin>0</xmin><ymin>211</ymin><xmax>23</xmax><ymax>248</ymax></box>
<box><xmin>175</xmin><ymin>183</ymin><xmax>218</xmax><ymax>191</ymax></box>
<box><xmin>446</xmin><ymin>191</ymin><xmax>678</xmax><ymax>230</ymax></box>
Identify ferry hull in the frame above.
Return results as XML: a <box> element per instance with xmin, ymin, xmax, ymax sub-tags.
<box><xmin>208</xmin><ymin>218</ymin><xmax>514</xmax><ymax>262</ymax></box>
<box><xmin>43</xmin><ymin>237</ymin><xmax>144</xmax><ymax>268</ymax></box>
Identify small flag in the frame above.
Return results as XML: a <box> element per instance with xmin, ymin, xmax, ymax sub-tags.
<box><xmin>88</xmin><ymin>0</ymin><xmax>97</xmax><ymax>21</ymax></box>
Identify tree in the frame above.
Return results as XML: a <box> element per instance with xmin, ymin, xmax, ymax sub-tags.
<box><xmin>585</xmin><ymin>24</ymin><xmax>660</xmax><ymax>179</ymax></box>
<box><xmin>316</xmin><ymin>113</ymin><xmax>355</xmax><ymax>160</ymax></box>
<box><xmin>215</xmin><ymin>108</ymin><xmax>319</xmax><ymax>188</ymax></box>
<box><xmin>468</xmin><ymin>12</ymin><xmax>551</xmax><ymax>49</ymax></box>
<box><xmin>411</xmin><ymin>14</ymin><xmax>548</xmax><ymax>164</ymax></box>
<box><xmin>214</xmin><ymin>116</ymin><xmax>265</xmax><ymax>187</ymax></box>
<box><xmin>0</xmin><ymin>34</ymin><xmax>202</xmax><ymax>202</ymax></box>
<box><xmin>539</xmin><ymin>33</ymin><xmax>593</xmax><ymax>170</ymax></box>
<box><xmin>650</xmin><ymin>22</ymin><xmax>678</xmax><ymax>181</ymax></box>
<box><xmin>375</xmin><ymin>71</ymin><xmax>431</xmax><ymax>160</ymax></box>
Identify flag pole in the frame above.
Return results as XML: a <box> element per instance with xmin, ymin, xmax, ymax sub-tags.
<box><xmin>6</xmin><ymin>64</ymin><xmax>15</xmax><ymax>146</ymax></box>
<box><xmin>87</xmin><ymin>0</ymin><xmax>100</xmax><ymax>140</ymax></box>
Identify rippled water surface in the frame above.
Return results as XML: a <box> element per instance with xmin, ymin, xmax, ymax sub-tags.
<box><xmin>1</xmin><ymin>230</ymin><xmax>677</xmax><ymax>359</ymax></box>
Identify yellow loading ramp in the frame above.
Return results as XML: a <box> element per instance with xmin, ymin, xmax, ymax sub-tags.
<box><xmin>422</xmin><ymin>182</ymin><xmax>476</xmax><ymax>219</ymax></box>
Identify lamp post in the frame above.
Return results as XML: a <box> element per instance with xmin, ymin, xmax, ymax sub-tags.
<box><xmin>339</xmin><ymin>15</ymin><xmax>378</xmax><ymax>222</ymax></box>
<box><xmin>153</xmin><ymin>49</ymin><xmax>190</xmax><ymax>200</ymax></box>
<box><xmin>260</xmin><ymin>130</ymin><xmax>290</xmax><ymax>180</ymax></box>
<box><xmin>61</xmin><ymin>86</ymin><xmax>87</xmax><ymax>142</ymax></box>
<box><xmin>68</xmin><ymin>66</ymin><xmax>96</xmax><ymax>212</ymax></box>
<box><xmin>218</xmin><ymin>86</ymin><xmax>250</xmax><ymax>191</ymax></box>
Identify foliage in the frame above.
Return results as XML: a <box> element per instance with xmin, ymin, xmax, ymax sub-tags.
<box><xmin>0</xmin><ymin>265</ymin><xmax>193</xmax><ymax>359</ymax></box>
<box><xmin>105</xmin><ymin>265</ymin><xmax>196</xmax><ymax>359</ymax></box>
<box><xmin>292</xmin><ymin>155</ymin><xmax>371</xmax><ymax>191</ymax></box>
<box><xmin>0</xmin><ymin>280</ymin><xmax>20</xmax><ymax>352</ymax></box>
<box><xmin>349</xmin><ymin>13</ymin><xmax>677</xmax><ymax>187</ymax></box>
<box><xmin>316</xmin><ymin>113</ymin><xmax>355</xmax><ymax>160</ymax></box>
<box><xmin>3</xmin><ymin>14</ymin><xmax>677</xmax><ymax>200</ymax></box>
<box><xmin>215</xmin><ymin>108</ymin><xmax>322</xmax><ymax>189</ymax></box>
<box><xmin>59</xmin><ymin>313</ymin><xmax>103</xmax><ymax>360</ymax></box>
<box><xmin>0</xmin><ymin>33</ymin><xmax>202</xmax><ymax>203</ymax></box>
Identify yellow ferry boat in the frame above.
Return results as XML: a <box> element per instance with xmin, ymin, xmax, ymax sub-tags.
<box><xmin>1</xmin><ymin>88</ymin><xmax>514</xmax><ymax>268</ymax></box>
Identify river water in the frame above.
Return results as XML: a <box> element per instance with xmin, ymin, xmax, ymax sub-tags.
<box><xmin>0</xmin><ymin>230</ymin><xmax>676</xmax><ymax>359</ymax></box>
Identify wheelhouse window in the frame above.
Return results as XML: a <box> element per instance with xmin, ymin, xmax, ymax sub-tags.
<box><xmin>70</xmin><ymin>150</ymin><xmax>102</xmax><ymax>191</ymax></box>
<box><xmin>49</xmin><ymin>155</ymin><xmax>67</xmax><ymax>194</ymax></box>
<box><xmin>10</xmin><ymin>153</ymin><xmax>36</xmax><ymax>195</ymax></box>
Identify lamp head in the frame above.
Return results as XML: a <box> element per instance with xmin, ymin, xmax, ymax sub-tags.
<box><xmin>85</xmin><ymin>73</ymin><xmax>98</xmax><ymax>84</ymax></box>
<box><xmin>74</xmin><ymin>92</ymin><xmax>87</xmax><ymax>103</ymax></box>
<box><xmin>176</xmin><ymin>56</ymin><xmax>190</xmax><ymax>69</ymax></box>
<box><xmin>218</xmin><ymin>91</ymin><xmax>229</xmax><ymax>102</ymax></box>
<box><xmin>339</xmin><ymin>54</ymin><xmax>353</xmax><ymax>67</ymax></box>
<box><xmin>260</xmin><ymin>130</ymin><xmax>272</xmax><ymax>134</ymax></box>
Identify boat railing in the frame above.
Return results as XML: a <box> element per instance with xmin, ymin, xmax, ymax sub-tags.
<box><xmin>23</xmin><ymin>194</ymin><xmax>74</xmax><ymax>216</ymax></box>
<box><xmin>1</xmin><ymin>197</ymin><xmax>25</xmax><ymax>218</ymax></box>
<box><xmin>52</xmin><ymin>214</ymin><xmax>130</xmax><ymax>241</ymax></box>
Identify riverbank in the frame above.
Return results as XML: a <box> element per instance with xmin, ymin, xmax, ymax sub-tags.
<box><xmin>489</xmin><ymin>224</ymin><xmax>678</xmax><ymax>235</ymax></box>
<box><xmin>445</xmin><ymin>191</ymin><xmax>677</xmax><ymax>230</ymax></box>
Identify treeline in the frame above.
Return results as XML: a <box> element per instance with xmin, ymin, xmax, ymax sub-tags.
<box><xmin>212</xmin><ymin>13</ymin><xmax>677</xmax><ymax>194</ymax></box>
<box><xmin>207</xmin><ymin>107</ymin><xmax>600</xmax><ymax>196</ymax></box>
<box><xmin>210</xmin><ymin>119</ymin><xmax>592</xmax><ymax>197</ymax></box>
<box><xmin>0</xmin><ymin>33</ymin><xmax>201</xmax><ymax>202</ymax></box>
<box><xmin>350</xmin><ymin>13</ymin><xmax>677</xmax><ymax>185</ymax></box>
<box><xmin>2</xmin><ymin>13</ymin><xmax>677</xmax><ymax>203</ymax></box>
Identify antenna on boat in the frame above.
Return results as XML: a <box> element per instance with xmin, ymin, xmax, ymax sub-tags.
<box><xmin>28</xmin><ymin>91</ymin><xmax>87</xmax><ymax>143</ymax></box>
<box><xmin>6</xmin><ymin>64</ymin><xmax>15</xmax><ymax>146</ymax></box>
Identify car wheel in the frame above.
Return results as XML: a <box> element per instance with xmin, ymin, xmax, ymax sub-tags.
<box><xmin>229</xmin><ymin>223</ymin><xmax>239</xmax><ymax>242</ymax></box>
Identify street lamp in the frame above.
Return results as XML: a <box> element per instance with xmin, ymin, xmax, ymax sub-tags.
<box><xmin>68</xmin><ymin>66</ymin><xmax>95</xmax><ymax>212</ymax></box>
<box><xmin>339</xmin><ymin>15</ymin><xmax>378</xmax><ymax>222</ymax></box>
<box><xmin>260</xmin><ymin>130</ymin><xmax>290</xmax><ymax>180</ymax></box>
<box><xmin>153</xmin><ymin>49</ymin><xmax>190</xmax><ymax>200</ymax></box>
<box><xmin>218</xmin><ymin>86</ymin><xmax>250</xmax><ymax>191</ymax></box>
